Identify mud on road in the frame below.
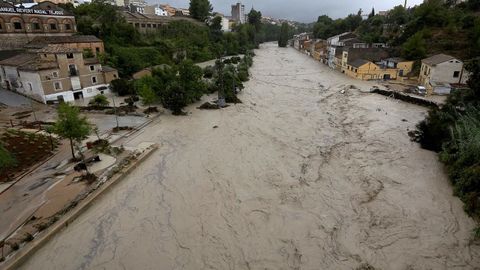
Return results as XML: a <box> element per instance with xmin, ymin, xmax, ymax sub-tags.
<box><xmin>17</xmin><ymin>43</ymin><xmax>480</xmax><ymax>270</ymax></box>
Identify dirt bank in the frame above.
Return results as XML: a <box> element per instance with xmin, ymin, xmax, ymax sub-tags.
<box><xmin>17</xmin><ymin>43</ymin><xmax>480</xmax><ymax>270</ymax></box>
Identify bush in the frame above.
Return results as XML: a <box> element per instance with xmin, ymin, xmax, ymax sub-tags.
<box><xmin>203</xmin><ymin>66</ymin><xmax>215</xmax><ymax>78</ymax></box>
<box><xmin>110</xmin><ymin>79</ymin><xmax>134</xmax><ymax>96</ymax></box>
<box><xmin>439</xmin><ymin>106</ymin><xmax>480</xmax><ymax>216</ymax></box>
<box><xmin>89</xmin><ymin>94</ymin><xmax>109</xmax><ymax>106</ymax></box>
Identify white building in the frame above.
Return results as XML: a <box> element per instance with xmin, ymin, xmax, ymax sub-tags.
<box><xmin>155</xmin><ymin>6</ymin><xmax>168</xmax><ymax>16</ymax></box>
<box><xmin>231</xmin><ymin>2</ymin><xmax>245</xmax><ymax>24</ymax></box>
<box><xmin>419</xmin><ymin>54</ymin><xmax>469</xmax><ymax>95</ymax></box>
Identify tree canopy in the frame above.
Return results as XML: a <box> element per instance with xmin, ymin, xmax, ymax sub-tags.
<box><xmin>53</xmin><ymin>103</ymin><xmax>92</xmax><ymax>159</ymax></box>
<box><xmin>189</xmin><ymin>0</ymin><xmax>212</xmax><ymax>21</ymax></box>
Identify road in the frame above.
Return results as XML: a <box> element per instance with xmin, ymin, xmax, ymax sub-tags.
<box><xmin>17</xmin><ymin>43</ymin><xmax>480</xmax><ymax>270</ymax></box>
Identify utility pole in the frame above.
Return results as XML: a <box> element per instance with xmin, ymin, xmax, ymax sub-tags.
<box><xmin>404</xmin><ymin>0</ymin><xmax>407</xmax><ymax>8</ymax></box>
<box><xmin>111</xmin><ymin>96</ymin><xmax>119</xmax><ymax>130</ymax></box>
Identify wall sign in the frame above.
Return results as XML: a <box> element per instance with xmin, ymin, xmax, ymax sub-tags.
<box><xmin>0</xmin><ymin>7</ymin><xmax>65</xmax><ymax>16</ymax></box>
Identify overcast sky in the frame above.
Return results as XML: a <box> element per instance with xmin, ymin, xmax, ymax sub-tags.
<box><xmin>151</xmin><ymin>0</ymin><xmax>424</xmax><ymax>22</ymax></box>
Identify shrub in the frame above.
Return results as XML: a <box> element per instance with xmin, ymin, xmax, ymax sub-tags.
<box><xmin>203</xmin><ymin>66</ymin><xmax>215</xmax><ymax>78</ymax></box>
<box><xmin>110</xmin><ymin>79</ymin><xmax>134</xmax><ymax>96</ymax></box>
<box><xmin>89</xmin><ymin>94</ymin><xmax>109</xmax><ymax>106</ymax></box>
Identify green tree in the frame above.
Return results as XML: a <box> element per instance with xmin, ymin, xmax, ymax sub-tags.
<box><xmin>53</xmin><ymin>103</ymin><xmax>92</xmax><ymax>160</ymax></box>
<box><xmin>369</xmin><ymin>7</ymin><xmax>375</xmax><ymax>18</ymax></box>
<box><xmin>402</xmin><ymin>32</ymin><xmax>427</xmax><ymax>60</ymax></box>
<box><xmin>248</xmin><ymin>8</ymin><xmax>262</xmax><ymax>33</ymax></box>
<box><xmin>189</xmin><ymin>0</ymin><xmax>212</xmax><ymax>21</ymax></box>
<box><xmin>89</xmin><ymin>94</ymin><xmax>109</xmax><ymax>106</ymax></box>
<box><xmin>163</xmin><ymin>82</ymin><xmax>187</xmax><ymax>115</ymax></box>
<box><xmin>138</xmin><ymin>85</ymin><xmax>157</xmax><ymax>106</ymax></box>
<box><xmin>0</xmin><ymin>144</ymin><xmax>16</xmax><ymax>179</ymax></box>
<box><xmin>278</xmin><ymin>22</ymin><xmax>289</xmax><ymax>47</ymax></box>
<box><xmin>110</xmin><ymin>78</ymin><xmax>134</xmax><ymax>96</ymax></box>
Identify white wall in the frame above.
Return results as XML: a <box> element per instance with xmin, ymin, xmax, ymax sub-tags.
<box><xmin>18</xmin><ymin>71</ymin><xmax>46</xmax><ymax>103</ymax></box>
<box><xmin>431</xmin><ymin>59</ymin><xmax>464</xmax><ymax>84</ymax></box>
<box><xmin>45</xmin><ymin>91</ymin><xmax>75</xmax><ymax>103</ymax></box>
<box><xmin>81</xmin><ymin>84</ymin><xmax>111</xmax><ymax>98</ymax></box>
<box><xmin>3</xmin><ymin>66</ymin><xmax>20</xmax><ymax>88</ymax></box>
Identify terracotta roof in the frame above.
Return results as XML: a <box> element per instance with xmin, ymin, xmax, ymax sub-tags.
<box><xmin>33</xmin><ymin>45</ymin><xmax>81</xmax><ymax>54</ymax></box>
<box><xmin>422</xmin><ymin>54</ymin><xmax>458</xmax><ymax>66</ymax></box>
<box><xmin>26</xmin><ymin>35</ymin><xmax>102</xmax><ymax>48</ymax></box>
<box><xmin>0</xmin><ymin>50</ymin><xmax>24</xmax><ymax>62</ymax></box>
<box><xmin>349</xmin><ymin>59</ymin><xmax>370</xmax><ymax>68</ymax></box>
<box><xmin>102</xmin><ymin>66</ymin><xmax>117</xmax><ymax>72</ymax></box>
<box><xmin>18</xmin><ymin>60</ymin><xmax>58</xmax><ymax>71</ymax></box>
<box><xmin>0</xmin><ymin>53</ymin><xmax>36</xmax><ymax>66</ymax></box>
<box><xmin>346</xmin><ymin>47</ymin><xmax>389</xmax><ymax>65</ymax></box>
<box><xmin>84</xmin><ymin>58</ymin><xmax>100</xmax><ymax>65</ymax></box>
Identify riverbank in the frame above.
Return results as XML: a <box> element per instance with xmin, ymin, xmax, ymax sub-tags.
<box><xmin>16</xmin><ymin>43</ymin><xmax>480</xmax><ymax>270</ymax></box>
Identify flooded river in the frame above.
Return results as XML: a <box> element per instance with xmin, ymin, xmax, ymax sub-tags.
<box><xmin>18</xmin><ymin>43</ymin><xmax>480</xmax><ymax>270</ymax></box>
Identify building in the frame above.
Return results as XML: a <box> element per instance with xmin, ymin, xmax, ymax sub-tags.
<box><xmin>0</xmin><ymin>45</ymin><xmax>118</xmax><ymax>103</ymax></box>
<box><xmin>33</xmin><ymin>0</ymin><xmax>74</xmax><ymax>4</ymax></box>
<box><xmin>160</xmin><ymin>4</ymin><xmax>176</xmax><ymax>16</ymax></box>
<box><xmin>311</xmin><ymin>40</ymin><xmax>327</xmax><ymax>63</ymax></box>
<box><xmin>211</xmin><ymin>13</ymin><xmax>231</xmax><ymax>32</ymax></box>
<box><xmin>24</xmin><ymin>35</ymin><xmax>104</xmax><ymax>56</ymax></box>
<box><xmin>231</xmin><ymin>2</ymin><xmax>245</xmax><ymax>24</ymax></box>
<box><xmin>122</xmin><ymin>11</ymin><xmax>201</xmax><ymax>33</ymax></box>
<box><xmin>0</xmin><ymin>1</ymin><xmax>76</xmax><ymax>50</ymax></box>
<box><xmin>340</xmin><ymin>47</ymin><xmax>389</xmax><ymax>73</ymax></box>
<box><xmin>293</xmin><ymin>32</ymin><xmax>312</xmax><ymax>51</ymax></box>
<box><xmin>146</xmin><ymin>4</ymin><xmax>168</xmax><ymax>16</ymax></box>
<box><xmin>326</xmin><ymin>32</ymin><xmax>357</xmax><ymax>68</ymax></box>
<box><xmin>419</xmin><ymin>54</ymin><xmax>469</xmax><ymax>95</ymax></box>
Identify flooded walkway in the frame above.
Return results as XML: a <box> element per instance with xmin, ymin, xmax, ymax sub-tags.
<box><xmin>18</xmin><ymin>43</ymin><xmax>480</xmax><ymax>270</ymax></box>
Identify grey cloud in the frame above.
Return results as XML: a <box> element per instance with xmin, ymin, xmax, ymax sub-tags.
<box><xmin>153</xmin><ymin>0</ymin><xmax>424</xmax><ymax>22</ymax></box>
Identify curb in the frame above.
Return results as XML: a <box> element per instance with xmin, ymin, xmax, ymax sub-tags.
<box><xmin>1</xmin><ymin>144</ymin><xmax>159</xmax><ymax>270</ymax></box>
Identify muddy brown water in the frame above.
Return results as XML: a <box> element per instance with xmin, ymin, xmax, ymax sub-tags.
<box><xmin>17</xmin><ymin>43</ymin><xmax>480</xmax><ymax>270</ymax></box>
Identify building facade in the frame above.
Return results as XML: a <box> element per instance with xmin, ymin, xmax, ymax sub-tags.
<box><xmin>0</xmin><ymin>1</ymin><xmax>76</xmax><ymax>50</ymax></box>
<box><xmin>419</xmin><ymin>54</ymin><xmax>469</xmax><ymax>95</ymax></box>
<box><xmin>0</xmin><ymin>44</ymin><xmax>118</xmax><ymax>103</ymax></box>
<box><xmin>231</xmin><ymin>2</ymin><xmax>245</xmax><ymax>24</ymax></box>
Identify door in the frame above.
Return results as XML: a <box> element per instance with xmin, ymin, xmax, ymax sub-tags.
<box><xmin>383</xmin><ymin>74</ymin><xmax>391</xmax><ymax>80</ymax></box>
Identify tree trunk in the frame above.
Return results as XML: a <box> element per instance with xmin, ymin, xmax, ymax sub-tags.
<box><xmin>69</xmin><ymin>137</ymin><xmax>75</xmax><ymax>160</ymax></box>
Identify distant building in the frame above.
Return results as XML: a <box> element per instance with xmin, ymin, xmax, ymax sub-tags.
<box><xmin>419</xmin><ymin>54</ymin><xmax>469</xmax><ymax>95</ymax></box>
<box><xmin>0</xmin><ymin>44</ymin><xmax>118</xmax><ymax>103</ymax></box>
<box><xmin>122</xmin><ymin>11</ymin><xmax>200</xmax><ymax>33</ymax></box>
<box><xmin>231</xmin><ymin>2</ymin><xmax>245</xmax><ymax>24</ymax></box>
<box><xmin>25</xmin><ymin>35</ymin><xmax>105</xmax><ymax>56</ymax></box>
<box><xmin>292</xmin><ymin>32</ymin><xmax>312</xmax><ymax>51</ymax></box>
<box><xmin>160</xmin><ymin>4</ymin><xmax>176</xmax><ymax>16</ymax></box>
<box><xmin>326</xmin><ymin>32</ymin><xmax>357</xmax><ymax>69</ymax></box>
<box><xmin>0</xmin><ymin>1</ymin><xmax>76</xmax><ymax>50</ymax></box>
<box><xmin>33</xmin><ymin>0</ymin><xmax>74</xmax><ymax>5</ymax></box>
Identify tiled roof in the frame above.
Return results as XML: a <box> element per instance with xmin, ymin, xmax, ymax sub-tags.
<box><xmin>349</xmin><ymin>59</ymin><xmax>370</xmax><ymax>68</ymax></box>
<box><xmin>346</xmin><ymin>47</ymin><xmax>389</xmax><ymax>65</ymax></box>
<box><xmin>385</xmin><ymin>57</ymin><xmax>407</xmax><ymax>63</ymax></box>
<box><xmin>18</xmin><ymin>60</ymin><xmax>58</xmax><ymax>71</ymax></box>
<box><xmin>422</xmin><ymin>54</ymin><xmax>458</xmax><ymax>66</ymax></box>
<box><xmin>33</xmin><ymin>45</ymin><xmax>81</xmax><ymax>54</ymax></box>
<box><xmin>84</xmin><ymin>58</ymin><xmax>100</xmax><ymax>65</ymax></box>
<box><xmin>102</xmin><ymin>66</ymin><xmax>117</xmax><ymax>72</ymax></box>
<box><xmin>0</xmin><ymin>53</ymin><xmax>36</xmax><ymax>66</ymax></box>
<box><xmin>26</xmin><ymin>35</ymin><xmax>102</xmax><ymax>48</ymax></box>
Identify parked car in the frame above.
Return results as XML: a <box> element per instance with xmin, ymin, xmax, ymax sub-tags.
<box><xmin>413</xmin><ymin>86</ymin><xmax>427</xmax><ymax>96</ymax></box>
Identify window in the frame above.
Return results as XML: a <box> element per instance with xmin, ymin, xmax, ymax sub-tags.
<box><xmin>90</xmin><ymin>65</ymin><xmax>95</xmax><ymax>71</ymax></box>
<box><xmin>32</xmin><ymin>22</ymin><xmax>41</xmax><ymax>30</ymax></box>
<box><xmin>50</xmin><ymin>23</ymin><xmax>57</xmax><ymax>30</ymax></box>
<box><xmin>66</xmin><ymin>53</ymin><xmax>74</xmax><ymax>59</ymax></box>
<box><xmin>453</xmin><ymin>71</ymin><xmax>460</xmax><ymax>78</ymax></box>
<box><xmin>14</xmin><ymin>22</ymin><xmax>22</xmax><ymax>30</ymax></box>
<box><xmin>27</xmin><ymin>83</ymin><xmax>33</xmax><ymax>91</ymax></box>
<box><xmin>69</xmin><ymin>64</ymin><xmax>77</xmax><ymax>76</ymax></box>
<box><xmin>65</xmin><ymin>24</ymin><xmax>71</xmax><ymax>30</ymax></box>
<box><xmin>96</xmin><ymin>47</ymin><xmax>100</xmax><ymax>53</ymax></box>
<box><xmin>113</xmin><ymin>74</ymin><xmax>117</xmax><ymax>78</ymax></box>
<box><xmin>0</xmin><ymin>23</ymin><xmax>2</xmax><ymax>30</ymax></box>
<box><xmin>52</xmin><ymin>71</ymin><xmax>58</xmax><ymax>78</ymax></box>
<box><xmin>92</xmin><ymin>76</ymin><xmax>97</xmax><ymax>84</ymax></box>
<box><xmin>54</xmin><ymin>81</ymin><xmax>62</xmax><ymax>90</ymax></box>
<box><xmin>147</xmin><ymin>24</ymin><xmax>151</xmax><ymax>28</ymax></box>
<box><xmin>141</xmin><ymin>24</ymin><xmax>146</xmax><ymax>27</ymax></box>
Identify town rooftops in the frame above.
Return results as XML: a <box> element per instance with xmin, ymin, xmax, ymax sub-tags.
<box><xmin>84</xmin><ymin>58</ymin><xmax>100</xmax><ymax>65</ymax></box>
<box><xmin>0</xmin><ymin>53</ymin><xmax>37</xmax><ymax>66</ymax></box>
<box><xmin>33</xmin><ymin>45</ymin><xmax>81</xmax><ymax>54</ymax></box>
<box><xmin>422</xmin><ymin>54</ymin><xmax>458</xmax><ymax>66</ymax></box>
<box><xmin>102</xmin><ymin>66</ymin><xmax>117</xmax><ymax>72</ymax></box>
<box><xmin>25</xmin><ymin>35</ymin><xmax>102</xmax><ymax>49</ymax></box>
<box><xmin>346</xmin><ymin>47</ymin><xmax>389</xmax><ymax>65</ymax></box>
<box><xmin>18</xmin><ymin>59</ymin><xmax>58</xmax><ymax>72</ymax></box>
<box><xmin>349</xmin><ymin>59</ymin><xmax>370</xmax><ymax>68</ymax></box>
<box><xmin>385</xmin><ymin>57</ymin><xmax>407</xmax><ymax>63</ymax></box>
